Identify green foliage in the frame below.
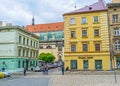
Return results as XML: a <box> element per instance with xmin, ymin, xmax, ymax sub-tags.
<box><xmin>38</xmin><ymin>53</ymin><xmax>55</xmax><ymax>63</ymax></box>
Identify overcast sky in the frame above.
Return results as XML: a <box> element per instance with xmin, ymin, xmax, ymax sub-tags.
<box><xmin>0</xmin><ymin>0</ymin><xmax>112</xmax><ymax>26</ymax></box>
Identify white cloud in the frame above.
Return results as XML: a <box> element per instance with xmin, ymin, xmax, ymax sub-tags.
<box><xmin>0</xmin><ymin>0</ymin><xmax>112</xmax><ymax>26</ymax></box>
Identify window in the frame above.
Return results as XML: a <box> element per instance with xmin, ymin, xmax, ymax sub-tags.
<box><xmin>114</xmin><ymin>27</ymin><xmax>120</xmax><ymax>36</ymax></box>
<box><xmin>82</xmin><ymin>30</ymin><xmax>87</xmax><ymax>37</ymax></box>
<box><xmin>46</xmin><ymin>46</ymin><xmax>52</xmax><ymax>49</ymax></box>
<box><xmin>23</xmin><ymin>50</ymin><xmax>25</xmax><ymax>57</ymax></box>
<box><xmin>71</xmin><ymin>31</ymin><xmax>76</xmax><ymax>38</ymax></box>
<box><xmin>22</xmin><ymin>61</ymin><xmax>25</xmax><ymax>68</ymax></box>
<box><xmin>34</xmin><ymin>41</ymin><xmax>35</xmax><ymax>47</ymax></box>
<box><xmin>116</xmin><ymin>57</ymin><xmax>120</xmax><ymax>69</ymax></box>
<box><xmin>94</xmin><ymin>29</ymin><xmax>99</xmax><ymax>36</ymax></box>
<box><xmin>93</xmin><ymin>16</ymin><xmax>98</xmax><ymax>23</ymax></box>
<box><xmin>44</xmin><ymin>35</ymin><xmax>48</xmax><ymax>40</ymax></box>
<box><xmin>31</xmin><ymin>40</ymin><xmax>32</xmax><ymax>46</ymax></box>
<box><xmin>95</xmin><ymin>60</ymin><xmax>102</xmax><ymax>70</ymax></box>
<box><xmin>113</xmin><ymin>14</ymin><xmax>118</xmax><ymax>23</ymax></box>
<box><xmin>70</xmin><ymin>18</ymin><xmax>75</xmax><ymax>24</ymax></box>
<box><xmin>23</xmin><ymin>37</ymin><xmax>25</xmax><ymax>45</ymax></box>
<box><xmin>82</xmin><ymin>17</ymin><xmax>87</xmax><ymax>24</ymax></box>
<box><xmin>27</xmin><ymin>39</ymin><xmax>29</xmax><ymax>45</ymax></box>
<box><xmin>26</xmin><ymin>50</ymin><xmax>29</xmax><ymax>57</ymax></box>
<box><xmin>19</xmin><ymin>49</ymin><xmax>21</xmax><ymax>56</ymax></box>
<box><xmin>52</xmin><ymin>33</ymin><xmax>56</xmax><ymax>40</ymax></box>
<box><xmin>83</xmin><ymin>60</ymin><xmax>88</xmax><ymax>70</ymax></box>
<box><xmin>39</xmin><ymin>46</ymin><xmax>43</xmax><ymax>49</ymax></box>
<box><xmin>19</xmin><ymin>36</ymin><xmax>21</xmax><ymax>43</ymax></box>
<box><xmin>71</xmin><ymin>44</ymin><xmax>76</xmax><ymax>52</ymax></box>
<box><xmin>83</xmin><ymin>44</ymin><xmax>88</xmax><ymax>52</ymax></box>
<box><xmin>115</xmin><ymin>40</ymin><xmax>120</xmax><ymax>50</ymax></box>
<box><xmin>71</xmin><ymin>60</ymin><xmax>77</xmax><ymax>69</ymax></box>
<box><xmin>95</xmin><ymin>44</ymin><xmax>100</xmax><ymax>51</ymax></box>
<box><xmin>18</xmin><ymin>60</ymin><xmax>20</xmax><ymax>68</ymax></box>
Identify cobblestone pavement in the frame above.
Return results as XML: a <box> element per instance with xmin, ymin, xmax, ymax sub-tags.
<box><xmin>0</xmin><ymin>77</ymin><xmax>50</xmax><ymax>86</ymax></box>
<box><xmin>1</xmin><ymin>70</ymin><xmax>120</xmax><ymax>86</ymax></box>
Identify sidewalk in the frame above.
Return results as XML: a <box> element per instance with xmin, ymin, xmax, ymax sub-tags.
<box><xmin>12</xmin><ymin>70</ymin><xmax>120</xmax><ymax>86</ymax></box>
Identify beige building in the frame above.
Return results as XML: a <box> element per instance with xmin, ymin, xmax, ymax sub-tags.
<box><xmin>107</xmin><ymin>1</ymin><xmax>120</xmax><ymax>69</ymax></box>
<box><xmin>112</xmin><ymin>0</ymin><xmax>120</xmax><ymax>3</ymax></box>
<box><xmin>26</xmin><ymin>22</ymin><xmax>64</xmax><ymax>62</ymax></box>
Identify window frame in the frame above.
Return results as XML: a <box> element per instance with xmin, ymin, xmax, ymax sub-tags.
<box><xmin>94</xmin><ymin>29</ymin><xmax>99</xmax><ymax>36</ymax></box>
<box><xmin>114</xmin><ymin>27</ymin><xmax>120</xmax><ymax>36</ymax></box>
<box><xmin>82</xmin><ymin>30</ymin><xmax>87</xmax><ymax>37</ymax></box>
<box><xmin>113</xmin><ymin>14</ymin><xmax>118</xmax><ymax>23</ymax></box>
<box><xmin>93</xmin><ymin>16</ymin><xmax>99</xmax><ymax>23</ymax></box>
<box><xmin>82</xmin><ymin>17</ymin><xmax>87</xmax><ymax>24</ymax></box>
<box><xmin>83</xmin><ymin>44</ymin><xmax>88</xmax><ymax>52</ymax></box>
<box><xmin>71</xmin><ymin>44</ymin><xmax>76</xmax><ymax>52</ymax></box>
<box><xmin>70</xmin><ymin>18</ymin><xmax>75</xmax><ymax>24</ymax></box>
<box><xmin>71</xmin><ymin>31</ymin><xmax>76</xmax><ymax>38</ymax></box>
<box><xmin>95</xmin><ymin>44</ymin><xmax>100</xmax><ymax>51</ymax></box>
<box><xmin>115</xmin><ymin>40</ymin><xmax>120</xmax><ymax>50</ymax></box>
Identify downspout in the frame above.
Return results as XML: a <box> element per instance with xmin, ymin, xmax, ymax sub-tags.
<box><xmin>107</xmin><ymin>7</ymin><xmax>113</xmax><ymax>70</ymax></box>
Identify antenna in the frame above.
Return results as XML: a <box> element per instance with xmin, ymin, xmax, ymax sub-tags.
<box><xmin>32</xmin><ymin>12</ymin><xmax>35</xmax><ymax>25</ymax></box>
<box><xmin>74</xmin><ymin>0</ymin><xmax>77</xmax><ymax>9</ymax></box>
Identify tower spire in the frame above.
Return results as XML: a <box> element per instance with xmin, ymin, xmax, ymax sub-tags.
<box><xmin>32</xmin><ymin>12</ymin><xmax>35</xmax><ymax>25</ymax></box>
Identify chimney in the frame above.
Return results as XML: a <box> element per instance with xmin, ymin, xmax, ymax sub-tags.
<box><xmin>0</xmin><ymin>21</ymin><xmax>2</xmax><ymax>26</ymax></box>
<box><xmin>112</xmin><ymin>0</ymin><xmax>120</xmax><ymax>3</ymax></box>
<box><xmin>6</xmin><ymin>23</ymin><xmax>12</xmax><ymax>27</ymax></box>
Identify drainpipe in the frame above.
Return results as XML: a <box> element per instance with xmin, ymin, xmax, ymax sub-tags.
<box><xmin>107</xmin><ymin>7</ymin><xmax>113</xmax><ymax>70</ymax></box>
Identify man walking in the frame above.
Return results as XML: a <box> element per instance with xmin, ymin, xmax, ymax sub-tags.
<box><xmin>23</xmin><ymin>67</ymin><xmax>26</xmax><ymax>76</ymax></box>
<box><xmin>61</xmin><ymin>65</ymin><xmax>64</xmax><ymax>75</ymax></box>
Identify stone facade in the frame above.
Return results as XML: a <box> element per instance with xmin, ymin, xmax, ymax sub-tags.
<box><xmin>107</xmin><ymin>3</ymin><xmax>120</xmax><ymax>69</ymax></box>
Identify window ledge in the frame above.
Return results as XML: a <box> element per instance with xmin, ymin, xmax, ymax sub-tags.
<box><xmin>94</xmin><ymin>36</ymin><xmax>101</xmax><ymax>38</ymax></box>
<box><xmin>70</xmin><ymin>24</ymin><xmax>76</xmax><ymax>25</ymax></box>
<box><xmin>81</xmin><ymin>23</ymin><xmax>87</xmax><ymax>25</ymax></box>
<box><xmin>82</xmin><ymin>36</ymin><xmax>88</xmax><ymax>38</ymax></box>
<box><xmin>70</xmin><ymin>37</ymin><xmax>76</xmax><ymax>39</ymax></box>
<box><xmin>93</xmin><ymin>22</ymin><xmax>100</xmax><ymax>24</ymax></box>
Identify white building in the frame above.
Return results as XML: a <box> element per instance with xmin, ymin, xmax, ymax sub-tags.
<box><xmin>0</xmin><ymin>24</ymin><xmax>39</xmax><ymax>72</ymax></box>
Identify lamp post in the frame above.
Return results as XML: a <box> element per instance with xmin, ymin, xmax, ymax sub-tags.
<box><xmin>107</xmin><ymin>8</ymin><xmax>117</xmax><ymax>83</ymax></box>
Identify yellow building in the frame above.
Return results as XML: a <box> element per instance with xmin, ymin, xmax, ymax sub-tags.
<box><xmin>63</xmin><ymin>0</ymin><xmax>111</xmax><ymax>70</ymax></box>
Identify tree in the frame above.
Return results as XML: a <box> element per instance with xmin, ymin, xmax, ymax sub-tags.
<box><xmin>38</xmin><ymin>53</ymin><xmax>55</xmax><ymax>63</ymax></box>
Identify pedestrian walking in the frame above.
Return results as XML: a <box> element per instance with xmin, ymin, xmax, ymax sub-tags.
<box><xmin>44</xmin><ymin>64</ymin><xmax>48</xmax><ymax>75</ymax></box>
<box><xmin>61</xmin><ymin>65</ymin><xmax>64</xmax><ymax>75</ymax></box>
<box><xmin>41</xmin><ymin>63</ymin><xmax>45</xmax><ymax>74</ymax></box>
<box><xmin>23</xmin><ymin>67</ymin><xmax>26</xmax><ymax>76</ymax></box>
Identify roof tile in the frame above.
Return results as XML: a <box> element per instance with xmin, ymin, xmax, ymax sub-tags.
<box><xmin>26</xmin><ymin>22</ymin><xmax>64</xmax><ymax>32</ymax></box>
<box><xmin>64</xmin><ymin>0</ymin><xmax>107</xmax><ymax>15</ymax></box>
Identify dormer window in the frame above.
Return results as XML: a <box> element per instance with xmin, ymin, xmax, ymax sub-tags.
<box><xmin>89</xmin><ymin>7</ymin><xmax>92</xmax><ymax>10</ymax></box>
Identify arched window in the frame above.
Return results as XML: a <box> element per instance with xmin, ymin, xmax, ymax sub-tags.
<box><xmin>46</xmin><ymin>46</ymin><xmax>52</xmax><ymax>49</ymax></box>
<box><xmin>39</xmin><ymin>46</ymin><xmax>43</xmax><ymax>49</ymax></box>
<box><xmin>115</xmin><ymin>40</ymin><xmax>120</xmax><ymax>50</ymax></box>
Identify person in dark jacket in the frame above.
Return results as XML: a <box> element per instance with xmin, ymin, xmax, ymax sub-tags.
<box><xmin>23</xmin><ymin>67</ymin><xmax>26</xmax><ymax>76</ymax></box>
<box><xmin>61</xmin><ymin>65</ymin><xmax>64</xmax><ymax>75</ymax></box>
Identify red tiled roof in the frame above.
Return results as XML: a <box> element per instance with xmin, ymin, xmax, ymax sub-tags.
<box><xmin>64</xmin><ymin>0</ymin><xmax>107</xmax><ymax>15</ymax></box>
<box><xmin>26</xmin><ymin>22</ymin><xmax>64</xmax><ymax>32</ymax></box>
